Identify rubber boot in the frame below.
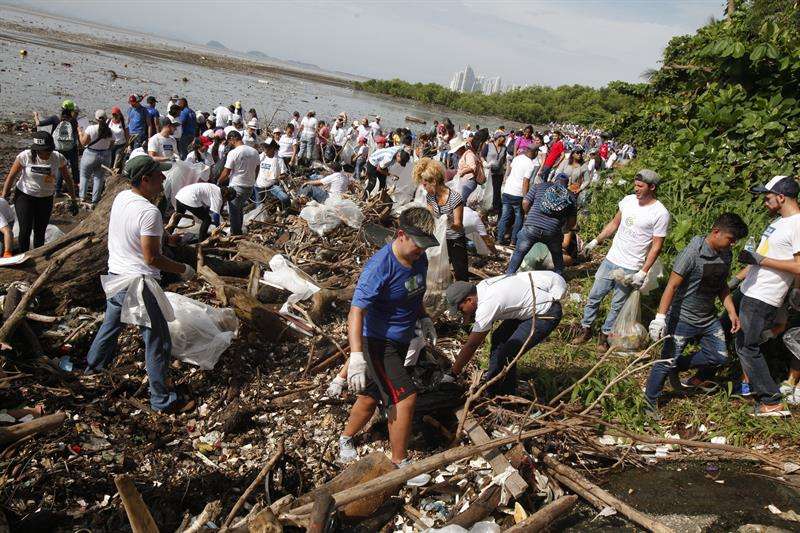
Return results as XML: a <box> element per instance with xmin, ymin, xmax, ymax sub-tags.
<box><xmin>597</xmin><ymin>333</ymin><xmax>610</xmax><ymax>354</ymax></box>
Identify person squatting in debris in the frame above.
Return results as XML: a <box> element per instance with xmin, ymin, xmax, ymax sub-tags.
<box><xmin>166</xmin><ymin>182</ymin><xmax>237</xmax><ymax>242</ymax></box>
<box><xmin>644</xmin><ymin>213</ymin><xmax>748</xmax><ymax>415</ymax></box>
<box><xmin>84</xmin><ymin>155</ymin><xmax>197</xmax><ymax>413</ymax></box>
<box><xmin>337</xmin><ymin>207</ymin><xmax>438</xmax><ymax>484</ymax></box>
<box><xmin>443</xmin><ymin>270</ymin><xmax>567</xmax><ymax>395</ymax></box>
<box><xmin>572</xmin><ymin>169</ymin><xmax>670</xmax><ymax>354</ymax></box>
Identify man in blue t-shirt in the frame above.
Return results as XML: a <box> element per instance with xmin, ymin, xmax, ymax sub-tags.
<box><xmin>177</xmin><ymin>97</ymin><xmax>197</xmax><ymax>159</ymax></box>
<box><xmin>338</xmin><ymin>207</ymin><xmax>439</xmax><ymax>480</ymax></box>
<box><xmin>145</xmin><ymin>96</ymin><xmax>160</xmax><ymax>138</ymax></box>
<box><xmin>127</xmin><ymin>94</ymin><xmax>149</xmax><ymax>148</ymax></box>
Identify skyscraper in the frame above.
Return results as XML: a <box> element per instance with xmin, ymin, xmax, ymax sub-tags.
<box><xmin>448</xmin><ymin>66</ymin><xmax>503</xmax><ymax>94</ymax></box>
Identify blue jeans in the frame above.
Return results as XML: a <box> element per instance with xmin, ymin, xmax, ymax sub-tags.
<box><xmin>299</xmin><ymin>136</ymin><xmax>315</xmax><ymax>161</ymax></box>
<box><xmin>540</xmin><ymin>165</ymin><xmax>553</xmax><ymax>182</ymax></box>
<box><xmin>79</xmin><ymin>148</ymin><xmax>110</xmax><ymax>204</ymax></box>
<box><xmin>580</xmin><ymin>258</ymin><xmax>637</xmax><ymax>334</ymax></box>
<box><xmin>459</xmin><ymin>178</ymin><xmax>477</xmax><ymax>202</ymax></box>
<box><xmin>644</xmin><ymin>319</ymin><xmax>728</xmax><ymax>403</ymax></box>
<box><xmin>86</xmin><ymin>284</ymin><xmax>177</xmax><ymax>411</ymax></box>
<box><xmin>507</xmin><ymin>225</ymin><xmax>563</xmax><ymax>274</ymax></box>
<box><xmin>228</xmin><ymin>185</ymin><xmax>252</xmax><ymax>235</ymax></box>
<box><xmin>496</xmin><ymin>193</ymin><xmax>523</xmax><ymax>245</ymax></box>
<box><xmin>254</xmin><ymin>184</ymin><xmax>290</xmax><ymax>209</ymax></box>
<box><xmin>736</xmin><ymin>295</ymin><xmax>782</xmax><ymax>404</ymax></box>
<box><xmin>354</xmin><ymin>157</ymin><xmax>366</xmax><ymax>180</ymax></box>
<box><xmin>486</xmin><ymin>302</ymin><xmax>563</xmax><ymax>395</ymax></box>
<box><xmin>178</xmin><ymin>134</ymin><xmax>193</xmax><ymax>160</ymax></box>
<box><xmin>300</xmin><ymin>184</ymin><xmax>329</xmax><ymax>204</ymax></box>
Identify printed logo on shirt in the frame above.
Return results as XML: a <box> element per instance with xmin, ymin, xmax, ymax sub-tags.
<box><xmin>624</xmin><ymin>216</ymin><xmax>635</xmax><ymax>227</ymax></box>
<box><xmin>758</xmin><ymin>225</ymin><xmax>775</xmax><ymax>255</ymax></box>
<box><xmin>30</xmin><ymin>164</ymin><xmax>54</xmax><ymax>184</ymax></box>
<box><xmin>404</xmin><ymin>273</ymin><xmax>425</xmax><ymax>299</ymax></box>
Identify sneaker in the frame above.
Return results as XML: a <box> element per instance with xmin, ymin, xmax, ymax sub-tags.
<box><xmin>396</xmin><ymin>458</ymin><xmax>431</xmax><ymax>487</ymax></box>
<box><xmin>668</xmin><ymin>369</ymin><xmax>683</xmax><ymax>392</ymax></box>
<box><xmin>570</xmin><ymin>327</ymin><xmax>592</xmax><ymax>346</ymax></box>
<box><xmin>597</xmin><ymin>333</ymin><xmax>610</xmax><ymax>354</ymax></box>
<box><xmin>643</xmin><ymin>398</ymin><xmax>661</xmax><ymax>421</ymax></box>
<box><xmin>751</xmin><ymin>403</ymin><xmax>791</xmax><ymax>417</ymax></box>
<box><xmin>680</xmin><ymin>376</ymin><xmax>718</xmax><ymax>393</ymax></box>
<box><xmin>338</xmin><ymin>435</ymin><xmax>358</xmax><ymax>463</ymax></box>
<box><xmin>160</xmin><ymin>397</ymin><xmax>196</xmax><ymax>415</ymax></box>
<box><xmin>786</xmin><ymin>391</ymin><xmax>800</xmax><ymax>406</ymax></box>
<box><xmin>733</xmin><ymin>381</ymin><xmax>752</xmax><ymax>397</ymax></box>
<box><xmin>779</xmin><ymin>381</ymin><xmax>796</xmax><ymax>397</ymax></box>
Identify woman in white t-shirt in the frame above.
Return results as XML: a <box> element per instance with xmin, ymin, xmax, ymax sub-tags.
<box><xmin>78</xmin><ymin>109</ymin><xmax>114</xmax><ymax>206</ymax></box>
<box><xmin>298</xmin><ymin>111</ymin><xmax>318</xmax><ymax>164</ymax></box>
<box><xmin>185</xmin><ymin>136</ymin><xmax>214</xmax><ymax>167</ymax></box>
<box><xmin>109</xmin><ymin>106</ymin><xmax>128</xmax><ymax>172</ymax></box>
<box><xmin>278</xmin><ymin>124</ymin><xmax>298</xmax><ymax>167</ymax></box>
<box><xmin>1</xmin><ymin>131</ymin><xmax>77</xmax><ymax>252</ymax></box>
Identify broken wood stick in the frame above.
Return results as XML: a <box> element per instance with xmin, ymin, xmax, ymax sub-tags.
<box><xmin>180</xmin><ymin>500</ymin><xmax>221</xmax><ymax>533</ymax></box>
<box><xmin>446</xmin><ymin>485</ymin><xmax>501</xmax><ymax>528</ymax></box>
<box><xmin>0</xmin><ymin>412</ymin><xmax>67</xmax><ymax>446</ymax></box>
<box><xmin>222</xmin><ymin>439</ymin><xmax>285</xmax><ymax>528</ymax></box>
<box><xmin>0</xmin><ymin>236</ymin><xmax>93</xmax><ymax>346</ymax></box>
<box><xmin>307</xmin><ymin>490</ymin><xmax>335</xmax><ymax>533</ymax></box>
<box><xmin>114</xmin><ymin>474</ymin><xmax>159</xmax><ymax>533</ymax></box>
<box><xmin>504</xmin><ymin>494</ymin><xmax>578</xmax><ymax>532</ymax></box>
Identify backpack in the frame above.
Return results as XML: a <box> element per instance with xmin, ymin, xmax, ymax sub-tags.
<box><xmin>54</xmin><ymin>120</ymin><xmax>75</xmax><ymax>152</ymax></box>
<box><xmin>539</xmin><ymin>183</ymin><xmax>575</xmax><ymax>216</ymax></box>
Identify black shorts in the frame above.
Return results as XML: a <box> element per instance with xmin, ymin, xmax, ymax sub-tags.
<box><xmin>362</xmin><ymin>337</ymin><xmax>416</xmax><ymax>406</ymax></box>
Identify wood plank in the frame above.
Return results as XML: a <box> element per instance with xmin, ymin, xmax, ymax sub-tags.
<box><xmin>456</xmin><ymin>409</ymin><xmax>528</xmax><ymax>499</ymax></box>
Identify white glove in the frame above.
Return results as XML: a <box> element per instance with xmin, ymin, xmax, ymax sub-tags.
<box><xmin>628</xmin><ymin>270</ymin><xmax>647</xmax><ymax>289</ymax></box>
<box><xmin>420</xmin><ymin>317</ymin><xmax>437</xmax><ymax>346</ymax></box>
<box><xmin>181</xmin><ymin>264</ymin><xmax>196</xmax><ymax>280</ymax></box>
<box><xmin>326</xmin><ymin>376</ymin><xmax>346</xmax><ymax>397</ymax></box>
<box><xmin>584</xmin><ymin>239</ymin><xmax>599</xmax><ymax>253</ymax></box>
<box><xmin>347</xmin><ymin>351</ymin><xmax>367</xmax><ymax>393</ymax></box>
<box><xmin>789</xmin><ymin>288</ymin><xmax>800</xmax><ymax>311</ymax></box>
<box><xmin>648</xmin><ymin>313</ymin><xmax>667</xmax><ymax>342</ymax></box>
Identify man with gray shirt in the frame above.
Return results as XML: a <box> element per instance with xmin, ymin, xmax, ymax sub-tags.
<box><xmin>644</xmin><ymin>213</ymin><xmax>748</xmax><ymax>413</ymax></box>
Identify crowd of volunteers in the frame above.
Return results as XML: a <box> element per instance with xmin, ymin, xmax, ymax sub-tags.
<box><xmin>4</xmin><ymin>94</ymin><xmax>797</xmax><ymax>472</ymax></box>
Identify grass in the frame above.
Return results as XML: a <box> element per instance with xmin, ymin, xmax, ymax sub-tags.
<box><xmin>476</xmin><ymin>269</ymin><xmax>800</xmax><ymax>449</ymax></box>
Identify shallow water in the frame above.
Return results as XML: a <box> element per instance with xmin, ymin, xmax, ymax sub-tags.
<box><xmin>0</xmin><ymin>6</ymin><xmax>504</xmax><ymax>132</ymax></box>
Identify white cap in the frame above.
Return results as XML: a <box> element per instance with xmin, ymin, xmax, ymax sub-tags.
<box><xmin>247</xmin><ymin>118</ymin><xmax>258</xmax><ymax>128</ymax></box>
<box><xmin>95</xmin><ymin>109</ymin><xmax>107</xmax><ymax>120</ymax></box>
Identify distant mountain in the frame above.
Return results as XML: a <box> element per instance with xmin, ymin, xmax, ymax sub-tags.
<box><xmin>245</xmin><ymin>50</ymin><xmax>274</xmax><ymax>61</ymax></box>
<box><xmin>205</xmin><ymin>40</ymin><xmax>228</xmax><ymax>50</ymax></box>
<box><xmin>286</xmin><ymin>59</ymin><xmax>322</xmax><ymax>71</ymax></box>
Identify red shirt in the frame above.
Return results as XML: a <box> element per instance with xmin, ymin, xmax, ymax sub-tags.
<box><xmin>544</xmin><ymin>140</ymin><xmax>564</xmax><ymax>167</ymax></box>
<box><xmin>599</xmin><ymin>143</ymin><xmax>609</xmax><ymax>159</ymax></box>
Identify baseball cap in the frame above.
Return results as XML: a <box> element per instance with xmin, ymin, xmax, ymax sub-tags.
<box><xmin>272</xmin><ymin>127</ymin><xmax>282</xmax><ymax>134</ymax></box>
<box><xmin>247</xmin><ymin>118</ymin><xmax>258</xmax><ymax>128</ymax></box>
<box><xmin>750</xmin><ymin>176</ymin><xmax>798</xmax><ymax>198</ymax></box>
<box><xmin>199</xmin><ymin>135</ymin><xmax>213</xmax><ymax>148</ymax></box>
<box><xmin>445</xmin><ymin>281</ymin><xmax>477</xmax><ymax>314</ymax></box>
<box><xmin>128</xmin><ymin>94</ymin><xmax>139</xmax><ymax>104</ymax></box>
<box><xmin>95</xmin><ymin>109</ymin><xmax>107</xmax><ymax>120</ymax></box>
<box><xmin>634</xmin><ymin>169</ymin><xmax>661</xmax><ymax>185</ymax></box>
<box><xmin>146</xmin><ymin>95</ymin><xmax>157</xmax><ymax>104</ymax></box>
<box><xmin>111</xmin><ymin>106</ymin><xmax>122</xmax><ymax>115</ymax></box>
<box><xmin>171</xmin><ymin>94</ymin><xmax>179</xmax><ymax>100</ymax></box>
<box><xmin>30</xmin><ymin>131</ymin><xmax>55</xmax><ymax>152</ymax></box>
<box><xmin>61</xmin><ymin>99</ymin><xmax>76</xmax><ymax>112</ymax></box>
<box><xmin>124</xmin><ymin>155</ymin><xmax>171</xmax><ymax>182</ymax></box>
<box><xmin>398</xmin><ymin>220</ymin><xmax>438</xmax><ymax>249</ymax></box>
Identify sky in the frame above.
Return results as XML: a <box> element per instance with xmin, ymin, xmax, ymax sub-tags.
<box><xmin>17</xmin><ymin>0</ymin><xmax>724</xmax><ymax>88</ymax></box>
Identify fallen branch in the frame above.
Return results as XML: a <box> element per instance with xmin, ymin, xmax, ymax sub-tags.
<box><xmin>179</xmin><ymin>500</ymin><xmax>221</xmax><ymax>533</ymax></box>
<box><xmin>0</xmin><ymin>412</ymin><xmax>67</xmax><ymax>446</ymax></box>
<box><xmin>504</xmin><ymin>494</ymin><xmax>578</xmax><ymax>532</ymax></box>
<box><xmin>114</xmin><ymin>474</ymin><xmax>159</xmax><ymax>533</ymax></box>
<box><xmin>221</xmin><ymin>439</ymin><xmax>285</xmax><ymax>528</ymax></box>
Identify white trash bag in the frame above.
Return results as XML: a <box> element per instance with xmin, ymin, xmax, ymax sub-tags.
<box><xmin>425</xmin><ymin>215</ymin><xmax>451</xmax><ymax>317</ymax></box>
<box><xmin>260</xmin><ymin>254</ymin><xmax>320</xmax><ymax>316</ymax></box>
<box><xmin>12</xmin><ymin>220</ymin><xmax>64</xmax><ymax>245</ymax></box>
<box><xmin>165</xmin><ymin>292</ymin><xmax>238</xmax><ymax>370</ymax></box>
<box><xmin>299</xmin><ymin>197</ymin><xmax>364</xmax><ymax>236</ymax></box>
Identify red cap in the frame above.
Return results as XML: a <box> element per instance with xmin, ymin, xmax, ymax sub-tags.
<box><xmin>128</xmin><ymin>94</ymin><xmax>138</xmax><ymax>104</ymax></box>
<box><xmin>199</xmin><ymin>135</ymin><xmax>213</xmax><ymax>148</ymax></box>
<box><xmin>111</xmin><ymin>106</ymin><xmax>121</xmax><ymax>114</ymax></box>
<box><xmin>375</xmin><ymin>135</ymin><xmax>387</xmax><ymax>146</ymax></box>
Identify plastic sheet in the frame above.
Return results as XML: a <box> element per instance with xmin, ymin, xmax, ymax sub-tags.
<box><xmin>165</xmin><ymin>292</ymin><xmax>238</xmax><ymax>370</ymax></box>
<box><xmin>260</xmin><ymin>254</ymin><xmax>320</xmax><ymax>316</ymax></box>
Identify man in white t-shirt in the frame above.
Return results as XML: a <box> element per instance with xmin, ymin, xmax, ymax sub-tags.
<box><xmin>732</xmin><ymin>176</ymin><xmax>800</xmax><ymax>416</ymax></box>
<box><xmin>255</xmin><ymin>140</ymin><xmax>290</xmax><ymax>210</ymax></box>
<box><xmin>168</xmin><ymin>182</ymin><xmax>237</xmax><ymax>241</ymax></box>
<box><xmin>497</xmin><ymin>146</ymin><xmax>535</xmax><ymax>245</ymax></box>
<box><xmin>298</xmin><ymin>111</ymin><xmax>318</xmax><ymax>164</ymax></box>
<box><xmin>0</xmin><ymin>197</ymin><xmax>16</xmax><ymax>257</ymax></box>
<box><xmin>214</xmin><ymin>104</ymin><xmax>232</xmax><ymax>129</ymax></box>
<box><xmin>85</xmin><ymin>156</ymin><xmax>196</xmax><ymax>413</ymax></box>
<box><xmin>217</xmin><ymin>130</ymin><xmax>259</xmax><ymax>234</ymax></box>
<box><xmin>443</xmin><ymin>271</ymin><xmax>566</xmax><ymax>395</ymax></box>
<box><xmin>148</xmin><ymin>118</ymin><xmax>177</xmax><ymax>162</ymax></box>
<box><xmin>299</xmin><ymin>161</ymin><xmax>352</xmax><ymax>204</ymax></box>
<box><xmin>574</xmin><ymin>169</ymin><xmax>670</xmax><ymax>353</ymax></box>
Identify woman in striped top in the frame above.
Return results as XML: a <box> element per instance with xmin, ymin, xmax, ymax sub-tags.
<box><xmin>413</xmin><ymin>157</ymin><xmax>469</xmax><ymax>281</ymax></box>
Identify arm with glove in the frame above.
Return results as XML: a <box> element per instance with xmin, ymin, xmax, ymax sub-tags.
<box><xmin>583</xmin><ymin>210</ymin><xmax>622</xmax><ymax>256</ymax></box>
<box><xmin>345</xmin><ymin>306</ymin><xmax>368</xmax><ymax>393</ymax></box>
<box><xmin>627</xmin><ymin>235</ymin><xmax>665</xmax><ymax>289</ymax></box>
<box><xmin>648</xmin><ymin>270</ymin><xmax>683</xmax><ymax>342</ymax></box>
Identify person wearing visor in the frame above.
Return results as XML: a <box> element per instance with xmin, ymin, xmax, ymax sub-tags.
<box><xmin>732</xmin><ymin>176</ymin><xmax>800</xmax><ymax>417</ymax></box>
<box><xmin>85</xmin><ymin>156</ymin><xmax>196</xmax><ymax>413</ymax></box>
<box><xmin>442</xmin><ymin>271</ymin><xmax>566</xmax><ymax>396</ymax></box>
<box><xmin>337</xmin><ymin>206</ymin><xmax>438</xmax><ymax>485</ymax></box>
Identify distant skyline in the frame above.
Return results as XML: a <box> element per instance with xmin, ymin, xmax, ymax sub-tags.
<box><xmin>14</xmin><ymin>0</ymin><xmax>724</xmax><ymax>87</ymax></box>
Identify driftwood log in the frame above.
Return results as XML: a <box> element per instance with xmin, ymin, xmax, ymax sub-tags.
<box><xmin>0</xmin><ymin>412</ymin><xmax>67</xmax><ymax>446</ymax></box>
<box><xmin>505</xmin><ymin>495</ymin><xmax>578</xmax><ymax>533</ymax></box>
<box><xmin>114</xmin><ymin>474</ymin><xmax>159</xmax><ymax>533</ymax></box>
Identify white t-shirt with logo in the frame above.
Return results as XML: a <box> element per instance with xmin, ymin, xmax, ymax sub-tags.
<box><xmin>742</xmin><ymin>214</ymin><xmax>800</xmax><ymax>307</ymax></box>
<box><xmin>107</xmin><ymin>190</ymin><xmax>163</xmax><ymax>278</ymax></box>
<box><xmin>278</xmin><ymin>135</ymin><xmax>297</xmax><ymax>158</ymax></box>
<box><xmin>148</xmin><ymin>133</ymin><xmax>176</xmax><ymax>160</ymax></box>
<box><xmin>0</xmin><ymin>198</ymin><xmax>16</xmax><ymax>229</ymax></box>
<box><xmin>605</xmin><ymin>195</ymin><xmax>670</xmax><ymax>270</ymax></box>
<box><xmin>472</xmin><ymin>271</ymin><xmax>566</xmax><ymax>333</ymax></box>
<box><xmin>503</xmin><ymin>155</ymin><xmax>535</xmax><ymax>197</ymax></box>
<box><xmin>256</xmin><ymin>153</ymin><xmax>287</xmax><ymax>188</ymax></box>
<box><xmin>14</xmin><ymin>149</ymin><xmax>66</xmax><ymax>198</ymax></box>
<box><xmin>83</xmin><ymin>124</ymin><xmax>112</xmax><ymax>151</ymax></box>
<box><xmin>224</xmin><ymin>145</ymin><xmax>260</xmax><ymax>188</ymax></box>
<box><xmin>319</xmin><ymin>172</ymin><xmax>351</xmax><ymax>196</ymax></box>
<box><xmin>300</xmin><ymin>116</ymin><xmax>318</xmax><ymax>140</ymax></box>
<box><xmin>175</xmin><ymin>182</ymin><xmax>224</xmax><ymax>214</ymax></box>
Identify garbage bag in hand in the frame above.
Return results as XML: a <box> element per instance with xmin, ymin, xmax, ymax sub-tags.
<box><xmin>165</xmin><ymin>292</ymin><xmax>238</xmax><ymax>370</ymax></box>
<box><xmin>608</xmin><ymin>289</ymin><xmax>648</xmax><ymax>351</ymax></box>
<box><xmin>424</xmin><ymin>214</ymin><xmax>452</xmax><ymax>317</ymax></box>
<box><xmin>610</xmin><ymin>259</ymin><xmax>664</xmax><ymax>296</ymax></box>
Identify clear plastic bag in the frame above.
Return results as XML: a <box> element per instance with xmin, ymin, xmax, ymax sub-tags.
<box><xmin>326</xmin><ymin>197</ymin><xmax>364</xmax><ymax>229</ymax></box>
<box><xmin>165</xmin><ymin>292</ymin><xmax>238</xmax><ymax>370</ymax></box>
<box><xmin>261</xmin><ymin>254</ymin><xmax>320</xmax><ymax>316</ymax></box>
<box><xmin>299</xmin><ymin>198</ymin><xmax>364</xmax><ymax>236</ymax></box>
<box><xmin>424</xmin><ymin>215</ymin><xmax>452</xmax><ymax>317</ymax></box>
<box><xmin>520</xmin><ymin>243</ymin><xmax>555</xmax><ymax>272</ymax></box>
<box><xmin>608</xmin><ymin>289</ymin><xmax>647</xmax><ymax>352</ymax></box>
<box><xmin>163</xmin><ymin>160</ymin><xmax>206</xmax><ymax>208</ymax></box>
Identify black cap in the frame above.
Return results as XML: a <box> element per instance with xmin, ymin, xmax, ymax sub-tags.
<box><xmin>398</xmin><ymin>221</ymin><xmax>438</xmax><ymax>249</ymax></box>
<box><xmin>750</xmin><ymin>176</ymin><xmax>799</xmax><ymax>198</ymax></box>
<box><xmin>30</xmin><ymin>131</ymin><xmax>55</xmax><ymax>151</ymax></box>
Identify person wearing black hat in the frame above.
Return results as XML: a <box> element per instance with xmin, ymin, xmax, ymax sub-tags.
<box><xmin>728</xmin><ymin>176</ymin><xmax>800</xmax><ymax>417</ymax></box>
<box><xmin>85</xmin><ymin>155</ymin><xmax>196</xmax><ymax>414</ymax></box>
<box><xmin>1</xmin><ymin>131</ymin><xmax>77</xmax><ymax>252</ymax></box>
<box><xmin>337</xmin><ymin>207</ymin><xmax>437</xmax><ymax>484</ymax></box>
<box><xmin>33</xmin><ymin>99</ymin><xmax>80</xmax><ymax>195</ymax></box>
<box><xmin>145</xmin><ymin>95</ymin><xmax>160</xmax><ymax>138</ymax></box>
<box><xmin>217</xmin><ymin>130</ymin><xmax>260</xmax><ymax>234</ymax></box>
<box><xmin>442</xmin><ymin>271</ymin><xmax>566</xmax><ymax>396</ymax></box>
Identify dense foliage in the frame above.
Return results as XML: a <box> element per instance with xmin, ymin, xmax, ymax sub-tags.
<box><xmin>353</xmin><ymin>78</ymin><xmax>642</xmax><ymax>126</ymax></box>
<box><xmin>588</xmin><ymin>0</ymin><xmax>800</xmax><ymax>257</ymax></box>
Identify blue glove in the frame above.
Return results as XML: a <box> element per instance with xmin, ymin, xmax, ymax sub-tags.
<box><xmin>211</xmin><ymin>212</ymin><xmax>220</xmax><ymax>226</ymax></box>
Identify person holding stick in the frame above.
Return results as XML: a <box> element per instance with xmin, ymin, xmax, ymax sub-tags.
<box><xmin>443</xmin><ymin>271</ymin><xmax>566</xmax><ymax>395</ymax></box>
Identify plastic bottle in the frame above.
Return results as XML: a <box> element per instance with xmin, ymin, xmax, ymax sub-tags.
<box><xmin>58</xmin><ymin>355</ymin><xmax>73</xmax><ymax>372</ymax></box>
<box><xmin>744</xmin><ymin>236</ymin><xmax>756</xmax><ymax>252</ymax></box>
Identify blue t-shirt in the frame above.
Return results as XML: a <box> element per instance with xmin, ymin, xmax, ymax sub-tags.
<box><xmin>523</xmin><ymin>182</ymin><xmax>577</xmax><ymax>235</ymax></box>
<box><xmin>352</xmin><ymin>244</ymin><xmax>427</xmax><ymax>343</ymax></box>
<box><xmin>146</xmin><ymin>106</ymin><xmax>160</xmax><ymax>123</ymax></box>
<box><xmin>179</xmin><ymin>107</ymin><xmax>197</xmax><ymax>137</ymax></box>
<box><xmin>128</xmin><ymin>105</ymin><xmax>149</xmax><ymax>135</ymax></box>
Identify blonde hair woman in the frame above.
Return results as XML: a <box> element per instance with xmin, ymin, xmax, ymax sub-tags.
<box><xmin>413</xmin><ymin>157</ymin><xmax>468</xmax><ymax>281</ymax></box>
